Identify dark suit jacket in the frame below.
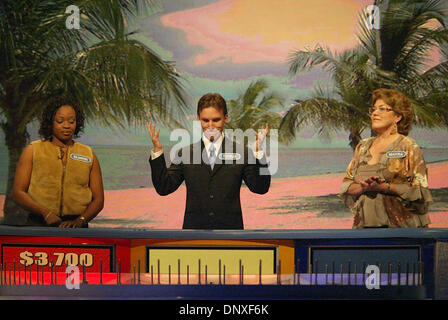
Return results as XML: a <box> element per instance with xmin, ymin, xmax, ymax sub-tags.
<box><xmin>149</xmin><ymin>137</ymin><xmax>271</xmax><ymax>229</ymax></box>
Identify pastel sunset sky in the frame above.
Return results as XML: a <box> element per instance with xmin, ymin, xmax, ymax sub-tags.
<box><xmin>143</xmin><ymin>0</ymin><xmax>377</xmax><ymax>85</ymax></box>
<box><xmin>2</xmin><ymin>0</ymin><xmax>446</xmax><ymax>150</ymax></box>
<box><xmin>160</xmin><ymin>0</ymin><xmax>372</xmax><ymax>65</ymax></box>
<box><xmin>128</xmin><ymin>0</ymin><xmax>447</xmax><ymax>148</ymax></box>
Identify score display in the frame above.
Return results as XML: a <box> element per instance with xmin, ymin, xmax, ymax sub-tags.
<box><xmin>1</xmin><ymin>243</ymin><xmax>114</xmax><ymax>272</ymax></box>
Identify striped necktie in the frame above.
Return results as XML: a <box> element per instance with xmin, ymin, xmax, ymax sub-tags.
<box><xmin>209</xmin><ymin>142</ymin><xmax>216</xmax><ymax>169</ymax></box>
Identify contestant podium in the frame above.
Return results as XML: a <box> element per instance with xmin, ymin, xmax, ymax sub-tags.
<box><xmin>0</xmin><ymin>226</ymin><xmax>447</xmax><ymax>299</ymax></box>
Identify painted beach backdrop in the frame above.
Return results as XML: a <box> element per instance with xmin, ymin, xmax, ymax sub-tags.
<box><xmin>1</xmin><ymin>142</ymin><xmax>448</xmax><ymax>229</ymax></box>
<box><xmin>1</xmin><ymin>0</ymin><xmax>448</xmax><ymax>228</ymax></box>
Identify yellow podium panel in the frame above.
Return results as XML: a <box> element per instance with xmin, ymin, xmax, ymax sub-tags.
<box><xmin>147</xmin><ymin>247</ymin><xmax>276</xmax><ymax>275</ymax></box>
<box><xmin>130</xmin><ymin>239</ymin><xmax>295</xmax><ymax>274</ymax></box>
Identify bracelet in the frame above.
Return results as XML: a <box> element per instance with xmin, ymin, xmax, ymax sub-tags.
<box><xmin>386</xmin><ymin>183</ymin><xmax>391</xmax><ymax>193</ymax></box>
<box><xmin>44</xmin><ymin>212</ymin><xmax>52</xmax><ymax>221</ymax></box>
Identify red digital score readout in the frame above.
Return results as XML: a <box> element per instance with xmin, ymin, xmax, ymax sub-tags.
<box><xmin>1</xmin><ymin>244</ymin><xmax>113</xmax><ymax>272</ymax></box>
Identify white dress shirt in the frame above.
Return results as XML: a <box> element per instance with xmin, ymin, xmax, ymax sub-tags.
<box><xmin>151</xmin><ymin>132</ymin><xmax>264</xmax><ymax>160</ymax></box>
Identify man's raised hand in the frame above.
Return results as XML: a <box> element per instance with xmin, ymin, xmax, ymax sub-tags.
<box><xmin>147</xmin><ymin>122</ymin><xmax>163</xmax><ymax>153</ymax></box>
<box><xmin>254</xmin><ymin>123</ymin><xmax>269</xmax><ymax>152</ymax></box>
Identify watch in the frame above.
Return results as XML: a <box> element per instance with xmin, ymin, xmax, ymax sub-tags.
<box><xmin>79</xmin><ymin>216</ymin><xmax>87</xmax><ymax>225</ymax></box>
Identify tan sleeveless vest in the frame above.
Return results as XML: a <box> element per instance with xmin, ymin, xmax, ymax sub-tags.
<box><xmin>28</xmin><ymin>140</ymin><xmax>93</xmax><ymax>216</ymax></box>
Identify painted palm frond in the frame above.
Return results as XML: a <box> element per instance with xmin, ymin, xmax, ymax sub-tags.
<box><xmin>286</xmin><ymin>0</ymin><xmax>448</xmax><ymax>150</ymax></box>
<box><xmin>0</xmin><ymin>0</ymin><xmax>189</xmax><ymax>217</ymax></box>
<box><xmin>285</xmin><ymin>47</ymin><xmax>377</xmax><ymax>147</ymax></box>
<box><xmin>288</xmin><ymin>45</ymin><xmax>354</xmax><ymax>78</ymax></box>
<box><xmin>418</xmin><ymin>42</ymin><xmax>448</xmax><ymax>91</ymax></box>
<box><xmin>0</xmin><ymin>0</ymin><xmax>189</xmax><ymax>133</ymax></box>
<box><xmin>279</xmin><ymin>85</ymin><xmax>368</xmax><ymax>148</ymax></box>
<box><xmin>226</xmin><ymin>80</ymin><xmax>284</xmax><ymax>139</ymax></box>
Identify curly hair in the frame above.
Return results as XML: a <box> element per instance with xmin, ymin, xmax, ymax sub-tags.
<box><xmin>372</xmin><ymin>88</ymin><xmax>414</xmax><ymax>136</ymax></box>
<box><xmin>38</xmin><ymin>97</ymin><xmax>85</xmax><ymax>140</ymax></box>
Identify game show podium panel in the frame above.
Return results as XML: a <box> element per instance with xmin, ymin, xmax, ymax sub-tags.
<box><xmin>0</xmin><ymin>226</ymin><xmax>447</xmax><ymax>299</ymax></box>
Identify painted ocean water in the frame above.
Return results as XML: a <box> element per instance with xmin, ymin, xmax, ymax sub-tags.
<box><xmin>2</xmin><ymin>145</ymin><xmax>448</xmax><ymax>194</ymax></box>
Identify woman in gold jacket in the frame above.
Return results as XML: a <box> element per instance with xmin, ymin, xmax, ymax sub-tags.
<box><xmin>13</xmin><ymin>98</ymin><xmax>104</xmax><ymax>227</ymax></box>
<box><xmin>339</xmin><ymin>88</ymin><xmax>433</xmax><ymax>228</ymax></box>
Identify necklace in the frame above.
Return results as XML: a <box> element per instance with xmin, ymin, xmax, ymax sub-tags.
<box><xmin>57</xmin><ymin>146</ymin><xmax>67</xmax><ymax>161</ymax></box>
<box><xmin>52</xmin><ymin>140</ymin><xmax>72</xmax><ymax>160</ymax></box>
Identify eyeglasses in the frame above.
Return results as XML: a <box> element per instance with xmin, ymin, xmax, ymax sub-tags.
<box><xmin>368</xmin><ymin>106</ymin><xmax>394</xmax><ymax>114</ymax></box>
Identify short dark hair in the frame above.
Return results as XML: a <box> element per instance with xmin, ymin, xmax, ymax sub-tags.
<box><xmin>38</xmin><ymin>97</ymin><xmax>85</xmax><ymax>140</ymax></box>
<box><xmin>197</xmin><ymin>93</ymin><xmax>227</xmax><ymax>116</ymax></box>
<box><xmin>372</xmin><ymin>88</ymin><xmax>413</xmax><ymax>136</ymax></box>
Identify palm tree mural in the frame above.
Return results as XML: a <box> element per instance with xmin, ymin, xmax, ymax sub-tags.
<box><xmin>226</xmin><ymin>79</ymin><xmax>284</xmax><ymax>143</ymax></box>
<box><xmin>417</xmin><ymin>42</ymin><xmax>448</xmax><ymax>124</ymax></box>
<box><xmin>281</xmin><ymin>48</ymin><xmax>378</xmax><ymax>149</ymax></box>
<box><xmin>0</xmin><ymin>0</ymin><xmax>189</xmax><ymax>222</ymax></box>
<box><xmin>281</xmin><ymin>0</ymin><xmax>448</xmax><ymax>150</ymax></box>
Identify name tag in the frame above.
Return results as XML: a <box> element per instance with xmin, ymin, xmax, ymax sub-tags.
<box><xmin>219</xmin><ymin>153</ymin><xmax>241</xmax><ymax>161</ymax></box>
<box><xmin>70</xmin><ymin>153</ymin><xmax>91</xmax><ymax>163</ymax></box>
<box><xmin>386</xmin><ymin>151</ymin><xmax>406</xmax><ymax>159</ymax></box>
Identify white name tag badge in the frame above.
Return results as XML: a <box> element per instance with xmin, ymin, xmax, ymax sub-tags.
<box><xmin>386</xmin><ymin>151</ymin><xmax>406</xmax><ymax>159</ymax></box>
<box><xmin>219</xmin><ymin>153</ymin><xmax>241</xmax><ymax>161</ymax></box>
<box><xmin>70</xmin><ymin>153</ymin><xmax>92</xmax><ymax>163</ymax></box>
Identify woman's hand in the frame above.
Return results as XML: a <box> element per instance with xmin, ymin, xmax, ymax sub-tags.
<box><xmin>349</xmin><ymin>175</ymin><xmax>389</xmax><ymax>197</ymax></box>
<box><xmin>59</xmin><ymin>218</ymin><xmax>85</xmax><ymax>228</ymax></box>
<box><xmin>358</xmin><ymin>176</ymin><xmax>390</xmax><ymax>194</ymax></box>
<box><xmin>44</xmin><ymin>212</ymin><xmax>62</xmax><ymax>226</ymax></box>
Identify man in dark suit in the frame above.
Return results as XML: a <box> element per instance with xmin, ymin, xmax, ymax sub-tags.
<box><xmin>147</xmin><ymin>93</ymin><xmax>271</xmax><ymax>229</ymax></box>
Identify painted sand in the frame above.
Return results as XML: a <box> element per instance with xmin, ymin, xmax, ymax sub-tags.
<box><xmin>1</xmin><ymin>161</ymin><xmax>447</xmax><ymax>229</ymax></box>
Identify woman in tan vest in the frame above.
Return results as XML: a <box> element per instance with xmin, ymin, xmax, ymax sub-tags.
<box><xmin>13</xmin><ymin>99</ymin><xmax>104</xmax><ymax>227</ymax></box>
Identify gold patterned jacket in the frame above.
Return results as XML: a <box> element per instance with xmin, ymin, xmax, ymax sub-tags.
<box><xmin>339</xmin><ymin>134</ymin><xmax>433</xmax><ymax>228</ymax></box>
